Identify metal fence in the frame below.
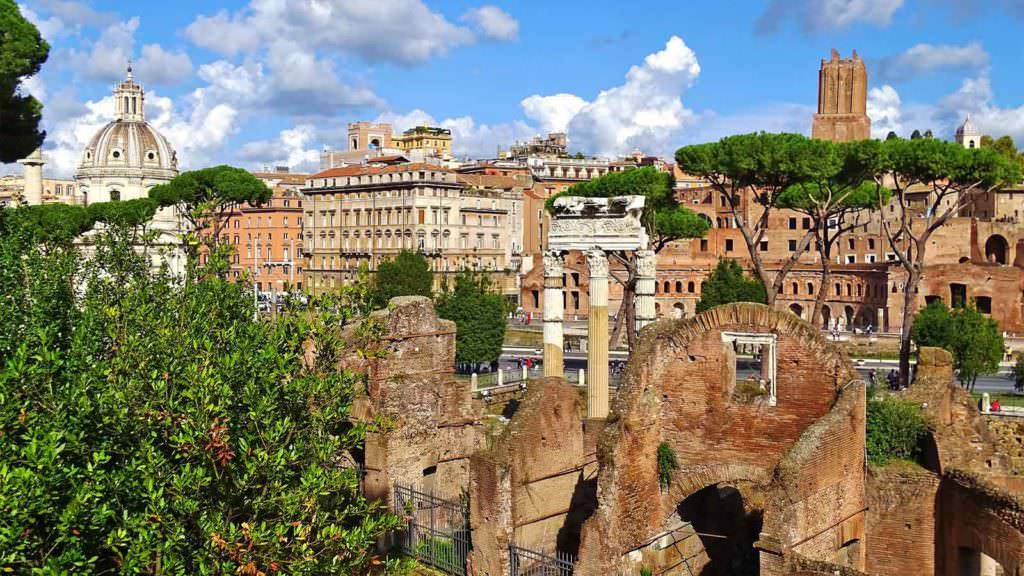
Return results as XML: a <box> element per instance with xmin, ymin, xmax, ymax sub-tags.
<box><xmin>393</xmin><ymin>483</ymin><xmax>471</xmax><ymax>575</ymax></box>
<box><xmin>509</xmin><ymin>544</ymin><xmax>576</xmax><ymax>576</ymax></box>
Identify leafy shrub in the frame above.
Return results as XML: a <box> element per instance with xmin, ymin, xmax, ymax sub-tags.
<box><xmin>657</xmin><ymin>442</ymin><xmax>678</xmax><ymax>490</ymax></box>
<box><xmin>0</xmin><ymin>213</ymin><xmax>402</xmax><ymax>574</ymax></box>
<box><xmin>866</xmin><ymin>396</ymin><xmax>932</xmax><ymax>466</ymax></box>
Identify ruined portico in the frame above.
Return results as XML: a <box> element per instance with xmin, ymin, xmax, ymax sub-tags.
<box><xmin>544</xmin><ymin>195</ymin><xmax>651</xmax><ymax>419</ymax></box>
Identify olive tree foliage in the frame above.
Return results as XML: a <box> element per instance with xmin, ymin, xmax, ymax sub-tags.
<box><xmin>777</xmin><ymin>139</ymin><xmax>892</xmax><ymax>326</ymax></box>
<box><xmin>0</xmin><ymin>205</ymin><xmax>408</xmax><ymax>574</ymax></box>
<box><xmin>872</xmin><ymin>137</ymin><xmax>1019</xmax><ymax>387</ymax></box>
<box><xmin>911</xmin><ymin>299</ymin><xmax>1004</xmax><ymax>391</ymax></box>
<box><xmin>149</xmin><ymin>165</ymin><xmax>272</xmax><ymax>269</ymax></box>
<box><xmin>675</xmin><ymin>133</ymin><xmax>838</xmax><ymax>307</ymax></box>
<box><xmin>544</xmin><ymin>167</ymin><xmax>708</xmax><ymax>347</ymax></box>
<box><xmin>0</xmin><ymin>0</ymin><xmax>49</xmax><ymax>163</ymax></box>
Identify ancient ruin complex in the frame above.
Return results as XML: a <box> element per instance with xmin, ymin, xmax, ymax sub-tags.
<box><xmin>341</xmin><ymin>296</ymin><xmax>1024</xmax><ymax>575</ymax></box>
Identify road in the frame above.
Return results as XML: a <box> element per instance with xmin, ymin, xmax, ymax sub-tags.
<box><xmin>500</xmin><ymin>346</ymin><xmax>1019</xmax><ymax>394</ymax></box>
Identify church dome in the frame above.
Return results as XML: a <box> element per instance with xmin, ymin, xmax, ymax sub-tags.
<box><xmin>77</xmin><ymin>65</ymin><xmax>178</xmax><ymax>180</ymax></box>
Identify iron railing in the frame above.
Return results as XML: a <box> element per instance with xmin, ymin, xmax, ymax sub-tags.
<box><xmin>393</xmin><ymin>483</ymin><xmax>471</xmax><ymax>575</ymax></box>
<box><xmin>509</xmin><ymin>544</ymin><xmax>575</xmax><ymax>576</ymax></box>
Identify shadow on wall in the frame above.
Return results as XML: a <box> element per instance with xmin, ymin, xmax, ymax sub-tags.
<box><xmin>677</xmin><ymin>483</ymin><xmax>764</xmax><ymax>576</ymax></box>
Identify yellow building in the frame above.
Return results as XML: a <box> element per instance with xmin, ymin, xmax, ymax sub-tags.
<box><xmin>394</xmin><ymin>126</ymin><xmax>452</xmax><ymax>159</ymax></box>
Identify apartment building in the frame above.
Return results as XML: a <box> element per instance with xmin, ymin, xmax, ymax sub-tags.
<box><xmin>301</xmin><ymin>162</ymin><xmax>516</xmax><ymax>295</ymax></box>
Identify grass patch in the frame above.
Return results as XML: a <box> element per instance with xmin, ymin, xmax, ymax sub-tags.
<box><xmin>971</xmin><ymin>392</ymin><xmax>1024</xmax><ymax>408</ymax></box>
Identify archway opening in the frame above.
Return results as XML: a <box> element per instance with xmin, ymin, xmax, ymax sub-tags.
<box><xmin>789</xmin><ymin>303</ymin><xmax>803</xmax><ymax>319</ymax></box>
<box><xmin>844</xmin><ymin>305</ymin><xmax>855</xmax><ymax>329</ymax></box>
<box><xmin>984</xmin><ymin>234</ymin><xmax>1009</xmax><ymax>265</ymax></box>
<box><xmin>676</xmin><ymin>483</ymin><xmax>763</xmax><ymax>576</ymax></box>
<box><xmin>821</xmin><ymin>305</ymin><xmax>831</xmax><ymax>329</ymax></box>
<box><xmin>673</xmin><ymin>302</ymin><xmax>685</xmax><ymax>319</ymax></box>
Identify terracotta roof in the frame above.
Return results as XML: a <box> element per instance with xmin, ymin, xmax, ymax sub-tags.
<box><xmin>456</xmin><ymin>174</ymin><xmax>517</xmax><ymax>189</ymax></box>
<box><xmin>310</xmin><ymin>162</ymin><xmax>453</xmax><ymax>179</ymax></box>
<box><xmin>251</xmin><ymin>172</ymin><xmax>310</xmax><ymax>185</ymax></box>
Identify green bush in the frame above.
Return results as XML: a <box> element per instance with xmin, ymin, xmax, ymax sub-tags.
<box><xmin>0</xmin><ymin>211</ymin><xmax>402</xmax><ymax>574</ymax></box>
<box><xmin>866</xmin><ymin>396</ymin><xmax>932</xmax><ymax>466</ymax></box>
<box><xmin>696</xmin><ymin>259</ymin><xmax>767</xmax><ymax>313</ymax></box>
<box><xmin>657</xmin><ymin>442</ymin><xmax>678</xmax><ymax>490</ymax></box>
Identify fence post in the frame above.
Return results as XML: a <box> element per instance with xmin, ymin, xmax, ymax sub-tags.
<box><xmin>471</xmin><ymin>373</ymin><xmax>478</xmax><ymax>391</ymax></box>
<box><xmin>522</xmin><ymin>365</ymin><xmax>528</xmax><ymax>381</ymax></box>
<box><xmin>982</xmin><ymin>392</ymin><xmax>991</xmax><ymax>414</ymax></box>
<box><xmin>579</xmin><ymin>368</ymin><xmax>585</xmax><ymax>388</ymax></box>
<box><xmin>498</xmin><ymin>368</ymin><xmax>504</xmax><ymax>386</ymax></box>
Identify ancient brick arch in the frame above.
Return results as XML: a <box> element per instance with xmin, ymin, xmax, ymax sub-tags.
<box><xmin>577</xmin><ymin>303</ymin><xmax>864</xmax><ymax>575</ymax></box>
<box><xmin>938</xmin><ymin>470</ymin><xmax>1024</xmax><ymax>576</ymax></box>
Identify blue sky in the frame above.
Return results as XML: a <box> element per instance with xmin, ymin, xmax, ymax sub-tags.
<box><xmin>12</xmin><ymin>0</ymin><xmax>1024</xmax><ymax>177</ymax></box>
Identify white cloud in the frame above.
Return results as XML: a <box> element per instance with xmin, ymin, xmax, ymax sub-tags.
<box><xmin>684</xmin><ymin>103</ymin><xmax>815</xmax><ymax>144</ymax></box>
<box><xmin>135</xmin><ymin>44</ymin><xmax>193</xmax><ymax>86</ymax></box>
<box><xmin>867</xmin><ymin>85</ymin><xmax>903</xmax><ymax>138</ymax></box>
<box><xmin>374</xmin><ymin>108</ymin><xmax>438</xmax><ymax>134</ymax></box>
<box><xmin>64</xmin><ymin>17</ymin><xmax>138</xmax><ymax>82</ymax></box>
<box><xmin>521</xmin><ymin>93</ymin><xmax>587</xmax><ymax>133</ymax></box>
<box><xmin>522</xmin><ymin>36</ymin><xmax>701</xmax><ymax>158</ymax></box>
<box><xmin>757</xmin><ymin>0</ymin><xmax>904</xmax><ymax>33</ymax></box>
<box><xmin>32</xmin><ymin>0</ymin><xmax>117</xmax><ymax>28</ymax></box>
<box><xmin>372</xmin><ymin>109</ymin><xmax>533</xmax><ymax>159</ymax></box>
<box><xmin>17</xmin><ymin>4</ymin><xmax>64</xmax><ymax>40</ymax></box>
<box><xmin>878</xmin><ymin>42</ymin><xmax>989</xmax><ymax>82</ymax></box>
<box><xmin>462</xmin><ymin>5</ymin><xmax>519</xmax><ymax>41</ymax></box>
<box><xmin>185</xmin><ymin>0</ymin><xmax>493</xmax><ymax>64</ymax></box>
<box><xmin>237</xmin><ymin>124</ymin><xmax>321</xmax><ymax>172</ymax></box>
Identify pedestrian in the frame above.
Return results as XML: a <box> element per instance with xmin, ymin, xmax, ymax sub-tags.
<box><xmin>886</xmin><ymin>370</ymin><xmax>897</xmax><ymax>391</ymax></box>
<box><xmin>992</xmin><ymin>399</ymin><xmax>1002</xmax><ymax>412</ymax></box>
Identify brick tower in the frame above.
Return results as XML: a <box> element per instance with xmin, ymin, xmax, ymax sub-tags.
<box><xmin>811</xmin><ymin>49</ymin><xmax>870</xmax><ymax>142</ymax></box>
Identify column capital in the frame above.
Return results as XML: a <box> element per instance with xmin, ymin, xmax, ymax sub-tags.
<box><xmin>585</xmin><ymin>249</ymin><xmax>608</xmax><ymax>278</ymax></box>
<box><xmin>635</xmin><ymin>249</ymin><xmax>656</xmax><ymax>278</ymax></box>
<box><xmin>543</xmin><ymin>249</ymin><xmax>564</xmax><ymax>277</ymax></box>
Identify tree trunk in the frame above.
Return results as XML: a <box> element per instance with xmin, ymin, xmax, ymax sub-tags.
<box><xmin>898</xmin><ymin>270</ymin><xmax>919</xmax><ymax>388</ymax></box>
<box><xmin>812</xmin><ymin>259</ymin><xmax>831</xmax><ymax>329</ymax></box>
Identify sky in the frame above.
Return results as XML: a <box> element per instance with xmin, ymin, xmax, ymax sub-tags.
<box><xmin>9</xmin><ymin>0</ymin><xmax>1024</xmax><ymax>178</ymax></box>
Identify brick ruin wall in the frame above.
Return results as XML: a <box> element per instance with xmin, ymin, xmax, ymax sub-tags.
<box><xmin>576</xmin><ymin>303</ymin><xmax>865</xmax><ymax>575</ymax></box>
<box><xmin>344</xmin><ymin>296</ymin><xmax>484</xmax><ymax>502</ymax></box>
<box><xmin>937</xmin><ymin>470</ymin><xmax>1024</xmax><ymax>575</ymax></box>
<box><xmin>865</xmin><ymin>463</ymin><xmax>941</xmax><ymax>576</ymax></box>
<box><xmin>468</xmin><ymin>379</ymin><xmax>595</xmax><ymax>576</ymax></box>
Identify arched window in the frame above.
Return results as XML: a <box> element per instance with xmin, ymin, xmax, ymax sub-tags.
<box><xmin>675</xmin><ymin>281</ymin><xmax>683</xmax><ymax>293</ymax></box>
<box><xmin>791</xmin><ymin>282</ymin><xmax>798</xmax><ymax>295</ymax></box>
<box><xmin>687</xmin><ymin>281</ymin><xmax>695</xmax><ymax>293</ymax></box>
<box><xmin>110</xmin><ymin>190</ymin><xmax>121</xmax><ymax>201</ymax></box>
<box><xmin>663</xmin><ymin>281</ymin><xmax>671</xmax><ymax>293</ymax></box>
<box><xmin>807</xmin><ymin>282</ymin><xmax>814</xmax><ymax>295</ymax></box>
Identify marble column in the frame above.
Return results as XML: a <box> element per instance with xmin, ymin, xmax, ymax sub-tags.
<box><xmin>586</xmin><ymin>249</ymin><xmax>609</xmax><ymax>419</ymax></box>
<box><xmin>17</xmin><ymin>148</ymin><xmax>44</xmax><ymax>206</ymax></box>
<box><xmin>543</xmin><ymin>250</ymin><xmax>565</xmax><ymax>378</ymax></box>
<box><xmin>634</xmin><ymin>249</ymin><xmax>657</xmax><ymax>334</ymax></box>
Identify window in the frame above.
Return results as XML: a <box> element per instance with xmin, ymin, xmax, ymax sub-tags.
<box><xmin>868</xmin><ymin>238</ymin><xmax>876</xmax><ymax>250</ymax></box>
<box><xmin>688</xmin><ymin>281</ymin><xmax>695</xmax><ymax>293</ymax></box>
<box><xmin>725</xmin><ymin>239</ymin><xmax>734</xmax><ymax>252</ymax></box>
<box><xmin>791</xmin><ymin>282</ymin><xmax>798</xmax><ymax>295</ymax></box>
<box><xmin>835</xmin><ymin>283</ymin><xmax>842</xmax><ymax>296</ymax></box>
<box><xmin>846</xmin><ymin>255</ymin><xmax>856</xmax><ymax>264</ymax></box>
<box><xmin>848</xmin><ymin>238</ymin><xmax>856</xmax><ymax>250</ymax></box>
<box><xmin>700</xmin><ymin>239</ymin><xmax>709</xmax><ymax>252</ymax></box>
<box><xmin>788</xmin><ymin>217</ymin><xmax>797</xmax><ymax>230</ymax></box>
<box><xmin>676</xmin><ymin>281</ymin><xmax>683</xmax><ymax>293</ymax></box>
<box><xmin>802</xmin><ymin>217</ymin><xmax>810</xmax><ymax>229</ymax></box>
<box><xmin>976</xmin><ymin>296</ymin><xmax>992</xmax><ymax>314</ymax></box>
<box><xmin>788</xmin><ymin>239</ymin><xmax>797</xmax><ymax>251</ymax></box>
<box><xmin>722</xmin><ymin>331</ymin><xmax>778</xmax><ymax>407</ymax></box>
<box><xmin>950</xmin><ymin>283</ymin><xmax>967</xmax><ymax>309</ymax></box>
<box><xmin>760</xmin><ymin>240</ymin><xmax>768</xmax><ymax>252</ymax></box>
<box><xmin>110</xmin><ymin>190</ymin><xmax>121</xmax><ymax>201</ymax></box>
<box><xmin>807</xmin><ymin>282</ymin><xmax>815</xmax><ymax>295</ymax></box>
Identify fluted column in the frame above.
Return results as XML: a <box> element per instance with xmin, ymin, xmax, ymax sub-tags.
<box><xmin>17</xmin><ymin>148</ymin><xmax>44</xmax><ymax>206</ymax></box>
<box><xmin>634</xmin><ymin>249</ymin><xmax>657</xmax><ymax>334</ymax></box>
<box><xmin>586</xmin><ymin>249</ymin><xmax>609</xmax><ymax>419</ymax></box>
<box><xmin>543</xmin><ymin>250</ymin><xmax>565</xmax><ymax>378</ymax></box>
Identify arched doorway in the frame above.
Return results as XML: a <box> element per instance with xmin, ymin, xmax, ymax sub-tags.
<box><xmin>844</xmin><ymin>305</ymin><xmax>855</xmax><ymax>329</ymax></box>
<box><xmin>821</xmin><ymin>305</ymin><xmax>832</xmax><ymax>329</ymax></box>
<box><xmin>672</xmin><ymin>302</ymin><xmax>685</xmax><ymax>319</ymax></box>
<box><xmin>675</xmin><ymin>483</ymin><xmax>764</xmax><ymax>576</ymax></box>
<box><xmin>655</xmin><ymin>302</ymin><xmax>662</xmax><ymax>318</ymax></box>
<box><xmin>985</xmin><ymin>235</ymin><xmax>1009</xmax><ymax>264</ymax></box>
<box><xmin>789</xmin><ymin>303</ymin><xmax>803</xmax><ymax>319</ymax></box>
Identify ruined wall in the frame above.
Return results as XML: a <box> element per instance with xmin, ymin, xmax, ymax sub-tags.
<box><xmin>762</xmin><ymin>380</ymin><xmax>867</xmax><ymax>574</ymax></box>
<box><xmin>468</xmin><ymin>379</ymin><xmax>594</xmax><ymax>576</ymax></box>
<box><xmin>577</xmin><ymin>303</ymin><xmax>862</xmax><ymax>574</ymax></box>
<box><xmin>937</xmin><ymin>470</ymin><xmax>1024</xmax><ymax>576</ymax></box>
<box><xmin>864</xmin><ymin>463</ymin><xmax>940</xmax><ymax>576</ymax></box>
<box><xmin>345</xmin><ymin>296</ymin><xmax>483</xmax><ymax>502</ymax></box>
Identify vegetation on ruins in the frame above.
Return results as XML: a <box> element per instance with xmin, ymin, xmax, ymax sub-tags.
<box><xmin>696</xmin><ymin>259</ymin><xmax>767</xmax><ymax>314</ymax></box>
<box><xmin>0</xmin><ymin>203</ymin><xmax>406</xmax><ymax>574</ymax></box>
<box><xmin>911</xmin><ymin>300</ymin><xmax>1004</xmax><ymax>391</ymax></box>
<box><xmin>544</xmin><ymin>167</ymin><xmax>709</xmax><ymax>347</ymax></box>
<box><xmin>675</xmin><ymin>132</ymin><xmax>839</xmax><ymax>308</ymax></box>
<box><xmin>149</xmin><ymin>165</ymin><xmax>272</xmax><ymax>266</ymax></box>
<box><xmin>436</xmin><ymin>272</ymin><xmax>507</xmax><ymax>366</ymax></box>
<box><xmin>866</xmin><ymin>396</ymin><xmax>932</xmax><ymax>466</ymax></box>
<box><xmin>872</xmin><ymin>137</ymin><xmax>1020</xmax><ymax>388</ymax></box>
<box><xmin>371</xmin><ymin>250</ymin><xmax>434</xmax><ymax>308</ymax></box>
<box><xmin>0</xmin><ymin>0</ymin><xmax>49</xmax><ymax>163</ymax></box>
<box><xmin>777</xmin><ymin>139</ymin><xmax>892</xmax><ymax>326</ymax></box>
<box><xmin>657</xmin><ymin>442</ymin><xmax>678</xmax><ymax>490</ymax></box>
